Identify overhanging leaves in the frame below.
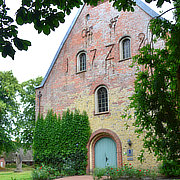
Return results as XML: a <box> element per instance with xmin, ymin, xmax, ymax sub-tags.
<box><xmin>0</xmin><ymin>2</ymin><xmax>31</xmax><ymax>59</ymax></box>
<box><xmin>1</xmin><ymin>0</ymin><xmax>174</xmax><ymax>59</ymax></box>
<box><xmin>124</xmin><ymin>9</ymin><xmax>180</xmax><ymax>162</ymax></box>
<box><xmin>13</xmin><ymin>37</ymin><xmax>31</xmax><ymax>51</ymax></box>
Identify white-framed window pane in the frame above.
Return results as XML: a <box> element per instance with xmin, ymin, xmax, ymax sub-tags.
<box><xmin>97</xmin><ymin>87</ymin><xmax>108</xmax><ymax>113</ymax></box>
<box><xmin>79</xmin><ymin>53</ymin><xmax>86</xmax><ymax>71</ymax></box>
<box><xmin>122</xmin><ymin>39</ymin><xmax>130</xmax><ymax>59</ymax></box>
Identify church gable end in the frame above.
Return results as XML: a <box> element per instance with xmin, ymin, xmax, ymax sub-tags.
<box><xmin>35</xmin><ymin>0</ymin><xmax>161</xmax><ymax>171</ymax></box>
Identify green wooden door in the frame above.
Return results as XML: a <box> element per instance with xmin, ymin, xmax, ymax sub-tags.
<box><xmin>95</xmin><ymin>137</ymin><xmax>117</xmax><ymax>168</ymax></box>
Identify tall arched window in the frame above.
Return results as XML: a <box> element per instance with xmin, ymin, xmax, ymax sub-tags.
<box><xmin>77</xmin><ymin>52</ymin><xmax>86</xmax><ymax>72</ymax></box>
<box><xmin>120</xmin><ymin>37</ymin><xmax>131</xmax><ymax>60</ymax></box>
<box><xmin>122</xmin><ymin>39</ymin><xmax>130</xmax><ymax>59</ymax></box>
<box><xmin>95</xmin><ymin>86</ymin><xmax>109</xmax><ymax>114</ymax></box>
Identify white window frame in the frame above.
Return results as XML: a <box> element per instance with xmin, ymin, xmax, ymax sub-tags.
<box><xmin>77</xmin><ymin>51</ymin><xmax>87</xmax><ymax>73</ymax></box>
<box><xmin>120</xmin><ymin>36</ymin><xmax>131</xmax><ymax>61</ymax></box>
<box><xmin>95</xmin><ymin>85</ymin><xmax>109</xmax><ymax>114</ymax></box>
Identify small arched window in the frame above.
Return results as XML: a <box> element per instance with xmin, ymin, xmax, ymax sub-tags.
<box><xmin>120</xmin><ymin>37</ymin><xmax>131</xmax><ymax>60</ymax></box>
<box><xmin>86</xmin><ymin>14</ymin><xmax>90</xmax><ymax>21</ymax></box>
<box><xmin>77</xmin><ymin>52</ymin><xmax>86</xmax><ymax>72</ymax></box>
<box><xmin>95</xmin><ymin>86</ymin><xmax>109</xmax><ymax>114</ymax></box>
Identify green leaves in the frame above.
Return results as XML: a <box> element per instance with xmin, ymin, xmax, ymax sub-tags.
<box><xmin>2</xmin><ymin>43</ymin><xmax>16</xmax><ymax>59</ymax></box>
<box><xmin>0</xmin><ymin>73</ymin><xmax>43</xmax><ymax>153</ymax></box>
<box><xmin>1</xmin><ymin>0</ymin><xmax>173</xmax><ymax>59</ymax></box>
<box><xmin>16</xmin><ymin>8</ymin><xmax>25</xmax><ymax>25</ymax></box>
<box><xmin>145</xmin><ymin>0</ymin><xmax>152</xmax><ymax>3</ymax></box>
<box><xmin>0</xmin><ymin>37</ymin><xmax>31</xmax><ymax>59</ymax></box>
<box><xmin>13</xmin><ymin>37</ymin><xmax>31</xmax><ymax>51</ymax></box>
<box><xmin>0</xmin><ymin>2</ymin><xmax>31</xmax><ymax>59</ymax></box>
<box><xmin>0</xmin><ymin>71</ymin><xmax>20</xmax><ymax>154</ymax></box>
<box><xmin>14</xmin><ymin>0</ymin><xmax>138</xmax><ymax>37</ymax></box>
<box><xmin>18</xmin><ymin>77</ymin><xmax>43</xmax><ymax>150</ymax></box>
<box><xmin>145</xmin><ymin>0</ymin><xmax>171</xmax><ymax>7</ymax></box>
<box><xmin>111</xmin><ymin>0</ymin><xmax>136</xmax><ymax>12</ymax></box>
<box><xmin>33</xmin><ymin>109</ymin><xmax>91</xmax><ymax>174</ymax></box>
<box><xmin>22</xmin><ymin>0</ymin><xmax>32</xmax><ymax>7</ymax></box>
<box><xmin>124</xmin><ymin>11</ymin><xmax>180</xmax><ymax>163</ymax></box>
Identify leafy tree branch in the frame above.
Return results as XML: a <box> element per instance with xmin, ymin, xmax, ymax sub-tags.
<box><xmin>0</xmin><ymin>0</ymin><xmax>174</xmax><ymax>59</ymax></box>
<box><xmin>124</xmin><ymin>0</ymin><xmax>180</xmax><ymax>163</ymax></box>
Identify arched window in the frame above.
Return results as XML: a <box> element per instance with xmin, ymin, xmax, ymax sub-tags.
<box><xmin>120</xmin><ymin>37</ymin><xmax>131</xmax><ymax>60</ymax></box>
<box><xmin>86</xmin><ymin>14</ymin><xmax>90</xmax><ymax>21</ymax></box>
<box><xmin>77</xmin><ymin>52</ymin><xmax>86</xmax><ymax>72</ymax></box>
<box><xmin>95</xmin><ymin>86</ymin><xmax>109</xmax><ymax>114</ymax></box>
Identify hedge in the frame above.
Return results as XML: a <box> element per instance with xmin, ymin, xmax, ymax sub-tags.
<box><xmin>33</xmin><ymin>109</ymin><xmax>91</xmax><ymax>175</ymax></box>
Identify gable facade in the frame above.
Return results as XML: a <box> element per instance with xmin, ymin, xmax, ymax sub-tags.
<box><xmin>36</xmin><ymin>0</ymin><xmax>160</xmax><ymax>173</ymax></box>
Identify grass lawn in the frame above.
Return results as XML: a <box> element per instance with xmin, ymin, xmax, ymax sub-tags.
<box><xmin>0</xmin><ymin>170</ymin><xmax>32</xmax><ymax>180</ymax></box>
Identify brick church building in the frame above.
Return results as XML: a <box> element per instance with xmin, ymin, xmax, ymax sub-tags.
<box><xmin>35</xmin><ymin>0</ymin><xmax>162</xmax><ymax>173</ymax></box>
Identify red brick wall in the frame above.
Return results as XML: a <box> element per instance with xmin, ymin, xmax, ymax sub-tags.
<box><xmin>86</xmin><ymin>129</ymin><xmax>122</xmax><ymax>173</ymax></box>
<box><xmin>35</xmin><ymin>1</ymin><xmax>151</xmax><ymax>117</ymax></box>
<box><xmin>35</xmin><ymin>1</ymin><xmax>159</xmax><ymax>170</ymax></box>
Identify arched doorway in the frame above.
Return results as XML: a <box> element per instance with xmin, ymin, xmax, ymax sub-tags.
<box><xmin>95</xmin><ymin>137</ymin><xmax>117</xmax><ymax>168</ymax></box>
<box><xmin>86</xmin><ymin>129</ymin><xmax>122</xmax><ymax>174</ymax></box>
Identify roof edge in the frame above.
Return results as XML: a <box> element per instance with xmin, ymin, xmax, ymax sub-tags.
<box><xmin>135</xmin><ymin>0</ymin><xmax>159</xmax><ymax>18</ymax></box>
<box><xmin>36</xmin><ymin>1</ymin><xmax>160</xmax><ymax>89</ymax></box>
<box><xmin>36</xmin><ymin>5</ymin><xmax>85</xmax><ymax>89</ymax></box>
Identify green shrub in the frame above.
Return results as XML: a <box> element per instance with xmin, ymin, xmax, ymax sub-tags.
<box><xmin>159</xmin><ymin>160</ymin><xmax>180</xmax><ymax>177</ymax></box>
<box><xmin>105</xmin><ymin>167</ymin><xmax>122</xmax><ymax>180</ymax></box>
<box><xmin>5</xmin><ymin>163</ymin><xmax>16</xmax><ymax>168</ymax></box>
<box><xmin>22</xmin><ymin>163</ymin><xmax>32</xmax><ymax>168</ymax></box>
<box><xmin>32</xmin><ymin>163</ymin><xmax>61</xmax><ymax>180</ymax></box>
<box><xmin>61</xmin><ymin>158</ymin><xmax>76</xmax><ymax>176</ymax></box>
<box><xmin>93</xmin><ymin>163</ymin><xmax>158</xmax><ymax>180</ymax></box>
<box><xmin>33</xmin><ymin>109</ymin><xmax>91</xmax><ymax>176</ymax></box>
<box><xmin>93</xmin><ymin>168</ymin><xmax>106</xmax><ymax>180</ymax></box>
<box><xmin>32</xmin><ymin>167</ymin><xmax>49</xmax><ymax>180</ymax></box>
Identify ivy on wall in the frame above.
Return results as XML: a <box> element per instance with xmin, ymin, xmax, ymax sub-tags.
<box><xmin>33</xmin><ymin>109</ymin><xmax>91</xmax><ymax>175</ymax></box>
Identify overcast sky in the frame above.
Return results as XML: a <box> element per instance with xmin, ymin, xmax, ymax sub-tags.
<box><xmin>0</xmin><ymin>0</ymin><xmax>174</xmax><ymax>83</ymax></box>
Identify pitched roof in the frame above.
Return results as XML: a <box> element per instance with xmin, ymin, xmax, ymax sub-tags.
<box><xmin>36</xmin><ymin>0</ymin><xmax>159</xmax><ymax>89</ymax></box>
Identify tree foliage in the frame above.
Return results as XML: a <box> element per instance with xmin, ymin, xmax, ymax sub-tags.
<box><xmin>33</xmin><ymin>109</ymin><xmax>91</xmax><ymax>175</ymax></box>
<box><xmin>18</xmin><ymin>77</ymin><xmax>43</xmax><ymax>150</ymax></box>
<box><xmin>123</xmin><ymin>1</ymin><xmax>180</xmax><ymax>162</ymax></box>
<box><xmin>0</xmin><ymin>0</ymin><xmax>173</xmax><ymax>59</ymax></box>
<box><xmin>0</xmin><ymin>71</ymin><xmax>20</xmax><ymax>154</ymax></box>
<box><xmin>0</xmin><ymin>71</ymin><xmax>42</xmax><ymax>153</ymax></box>
<box><xmin>0</xmin><ymin>0</ymin><xmax>31</xmax><ymax>59</ymax></box>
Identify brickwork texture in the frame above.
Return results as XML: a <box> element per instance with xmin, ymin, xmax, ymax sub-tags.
<box><xmin>36</xmin><ymin>1</ymin><xmax>160</xmax><ymax>172</ymax></box>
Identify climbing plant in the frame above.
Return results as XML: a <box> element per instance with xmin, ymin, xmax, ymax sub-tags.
<box><xmin>33</xmin><ymin>109</ymin><xmax>91</xmax><ymax>175</ymax></box>
<box><xmin>123</xmin><ymin>0</ymin><xmax>180</xmax><ymax>165</ymax></box>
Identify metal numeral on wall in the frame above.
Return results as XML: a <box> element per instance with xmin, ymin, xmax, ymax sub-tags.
<box><xmin>105</xmin><ymin>44</ymin><xmax>115</xmax><ymax>72</ymax></box>
<box><xmin>105</xmin><ymin>44</ymin><xmax>115</xmax><ymax>61</ymax></box>
<box><xmin>138</xmin><ymin>33</ymin><xmax>146</xmax><ymax>50</ymax></box>
<box><xmin>90</xmin><ymin>48</ymin><xmax>97</xmax><ymax>66</ymax></box>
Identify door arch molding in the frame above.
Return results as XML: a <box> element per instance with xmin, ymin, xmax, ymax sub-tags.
<box><xmin>86</xmin><ymin>129</ymin><xmax>122</xmax><ymax>173</ymax></box>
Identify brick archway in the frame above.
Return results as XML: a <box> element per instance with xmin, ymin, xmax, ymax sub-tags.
<box><xmin>86</xmin><ymin>129</ymin><xmax>122</xmax><ymax>174</ymax></box>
